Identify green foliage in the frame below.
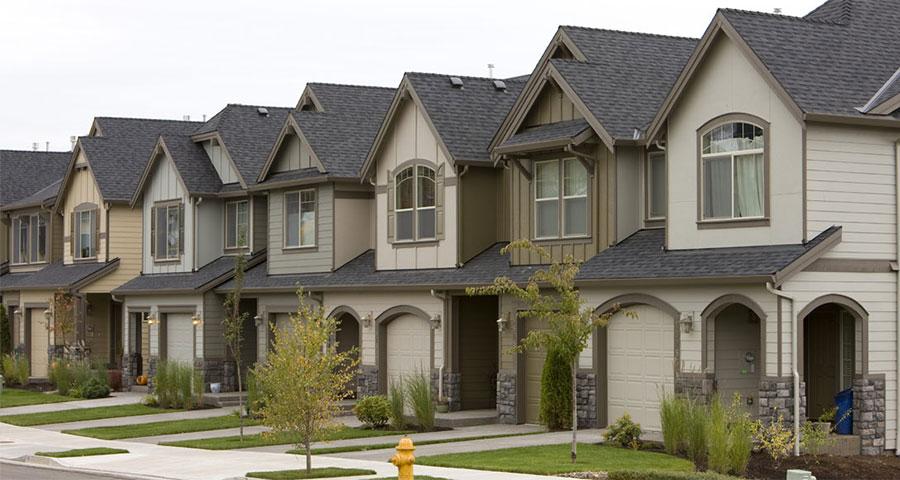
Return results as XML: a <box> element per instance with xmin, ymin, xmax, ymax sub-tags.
<box><xmin>604</xmin><ymin>413</ymin><xmax>643</xmax><ymax>449</ymax></box>
<box><xmin>388</xmin><ymin>378</ymin><xmax>406</xmax><ymax>430</ymax></box>
<box><xmin>222</xmin><ymin>255</ymin><xmax>248</xmax><ymax>437</ymax></box>
<box><xmin>754</xmin><ymin>409</ymin><xmax>794</xmax><ymax>469</ymax></box>
<box><xmin>725</xmin><ymin>396</ymin><xmax>754</xmax><ymax>476</ymax></box>
<box><xmin>608</xmin><ymin>470</ymin><xmax>737</xmax><ymax>480</ymax></box>
<box><xmin>246</xmin><ymin>368</ymin><xmax>266</xmax><ymax>417</ymax></box>
<box><xmin>353</xmin><ymin>395</ymin><xmax>391</xmax><ymax>428</ymax></box>
<box><xmin>706</xmin><ymin>396</ymin><xmax>729</xmax><ymax>474</ymax></box>
<box><xmin>659</xmin><ymin>391</ymin><xmax>689</xmax><ymax>455</ymax></box>
<box><xmin>72</xmin><ymin>376</ymin><xmax>110</xmax><ymax>399</ymax></box>
<box><xmin>800</xmin><ymin>420</ymin><xmax>833</xmax><ymax>459</ymax></box>
<box><xmin>405</xmin><ymin>370</ymin><xmax>435</xmax><ymax>431</ymax></box>
<box><xmin>246</xmin><ymin>468</ymin><xmax>376</xmax><ymax>479</ymax></box>
<box><xmin>0</xmin><ymin>308</ymin><xmax>10</xmax><ymax>356</ymax></box>
<box><xmin>685</xmin><ymin>399</ymin><xmax>708</xmax><ymax>467</ymax></box>
<box><xmin>817</xmin><ymin>406</ymin><xmax>837</xmax><ymax>424</ymax></box>
<box><xmin>36</xmin><ymin>447</ymin><xmax>128</xmax><ymax>458</ymax></box>
<box><xmin>1</xmin><ymin>354</ymin><xmax>29</xmax><ymax>385</ymax></box>
<box><xmin>50</xmin><ymin>361</ymin><xmax>109</xmax><ymax>399</ymax></box>
<box><xmin>153</xmin><ymin>360</ymin><xmax>201</xmax><ymax>409</ymax></box>
<box><xmin>540</xmin><ymin>346</ymin><xmax>572</xmax><ymax>430</ymax></box>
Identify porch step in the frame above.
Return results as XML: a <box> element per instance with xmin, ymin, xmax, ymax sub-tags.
<box><xmin>434</xmin><ymin>409</ymin><xmax>498</xmax><ymax>428</ymax></box>
<box><xmin>803</xmin><ymin>434</ymin><xmax>861</xmax><ymax>456</ymax></box>
<box><xmin>129</xmin><ymin>385</ymin><xmax>149</xmax><ymax>394</ymax></box>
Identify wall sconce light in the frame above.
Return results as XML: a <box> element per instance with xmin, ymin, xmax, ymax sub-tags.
<box><xmin>145</xmin><ymin>313</ymin><xmax>158</xmax><ymax>325</ymax></box>
<box><xmin>43</xmin><ymin>309</ymin><xmax>53</xmax><ymax>321</ymax></box>
<box><xmin>254</xmin><ymin>314</ymin><xmax>263</xmax><ymax>328</ymax></box>
<box><xmin>191</xmin><ymin>315</ymin><xmax>202</xmax><ymax>326</ymax></box>
<box><xmin>679</xmin><ymin>312</ymin><xmax>694</xmax><ymax>334</ymax></box>
<box><xmin>496</xmin><ymin>316</ymin><xmax>508</xmax><ymax>333</ymax></box>
<box><xmin>430</xmin><ymin>314</ymin><xmax>442</xmax><ymax>330</ymax></box>
<box><xmin>363</xmin><ymin>312</ymin><xmax>373</xmax><ymax>329</ymax></box>
<box><xmin>13</xmin><ymin>308</ymin><xmax>21</xmax><ymax>317</ymax></box>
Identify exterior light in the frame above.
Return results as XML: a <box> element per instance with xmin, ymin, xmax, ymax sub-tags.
<box><xmin>496</xmin><ymin>316</ymin><xmax>508</xmax><ymax>333</ymax></box>
<box><xmin>191</xmin><ymin>315</ymin><xmax>202</xmax><ymax>326</ymax></box>
<box><xmin>679</xmin><ymin>312</ymin><xmax>694</xmax><ymax>334</ymax></box>
<box><xmin>363</xmin><ymin>312</ymin><xmax>373</xmax><ymax>329</ymax></box>
<box><xmin>145</xmin><ymin>313</ymin><xmax>158</xmax><ymax>325</ymax></box>
<box><xmin>254</xmin><ymin>314</ymin><xmax>263</xmax><ymax>328</ymax></box>
<box><xmin>13</xmin><ymin>308</ymin><xmax>21</xmax><ymax>317</ymax></box>
<box><xmin>430</xmin><ymin>314</ymin><xmax>442</xmax><ymax>330</ymax></box>
<box><xmin>43</xmin><ymin>309</ymin><xmax>52</xmax><ymax>321</ymax></box>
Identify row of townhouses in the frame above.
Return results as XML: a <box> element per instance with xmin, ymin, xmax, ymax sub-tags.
<box><xmin>1</xmin><ymin>0</ymin><xmax>898</xmax><ymax>456</ymax></box>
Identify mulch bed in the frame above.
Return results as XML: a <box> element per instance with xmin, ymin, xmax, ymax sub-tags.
<box><xmin>746</xmin><ymin>452</ymin><xmax>900</xmax><ymax>480</ymax></box>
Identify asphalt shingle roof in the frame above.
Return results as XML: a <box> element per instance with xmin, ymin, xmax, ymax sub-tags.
<box><xmin>0</xmin><ymin>150</ymin><xmax>70</xmax><ymax>207</ymax></box>
<box><xmin>0</xmin><ymin>260</ymin><xmax>118</xmax><ymax>291</ymax></box>
<box><xmin>113</xmin><ymin>254</ymin><xmax>252</xmax><ymax>294</ymax></box>
<box><xmin>719</xmin><ymin>0</ymin><xmax>900</xmax><ymax>117</ymax></box>
<box><xmin>405</xmin><ymin>73</ymin><xmax>528</xmax><ymax>164</ymax></box>
<box><xmin>499</xmin><ymin>119</ymin><xmax>591</xmax><ymax>149</ymax></box>
<box><xmin>80</xmin><ymin>118</ymin><xmax>201</xmax><ymax>202</ymax></box>
<box><xmin>257</xmin><ymin>167</ymin><xmax>326</xmax><ymax>187</ymax></box>
<box><xmin>194</xmin><ymin>105</ymin><xmax>291</xmax><ymax>186</ymax></box>
<box><xmin>1</xmin><ymin>179</ymin><xmax>62</xmax><ymax>211</ymax></box>
<box><xmin>577</xmin><ymin>227</ymin><xmax>841</xmax><ymax>281</ymax></box>
<box><xmin>159</xmin><ymin>134</ymin><xmax>223</xmax><ymax>195</ymax></box>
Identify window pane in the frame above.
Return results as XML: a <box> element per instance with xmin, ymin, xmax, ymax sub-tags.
<box><xmin>649</xmin><ymin>154</ymin><xmax>666</xmax><ymax>218</ymax></box>
<box><xmin>31</xmin><ymin>215</ymin><xmax>46</xmax><ymax>262</ymax></box>
<box><xmin>564</xmin><ymin>197</ymin><xmax>587</xmax><ymax>236</ymax></box>
<box><xmin>417</xmin><ymin>166</ymin><xmax>435</xmax><ymax>207</ymax></box>
<box><xmin>300</xmin><ymin>190</ymin><xmax>316</xmax><ymax>246</ymax></box>
<box><xmin>166</xmin><ymin>207</ymin><xmax>179</xmax><ymax>258</ymax></box>
<box><xmin>417</xmin><ymin>208</ymin><xmax>435</xmax><ymax>239</ymax></box>
<box><xmin>14</xmin><ymin>217</ymin><xmax>28</xmax><ymax>263</ymax></box>
<box><xmin>285</xmin><ymin>193</ymin><xmax>299</xmax><ymax>247</ymax></box>
<box><xmin>80</xmin><ymin>211</ymin><xmax>93</xmax><ymax>258</ymax></box>
<box><xmin>734</xmin><ymin>153</ymin><xmax>764</xmax><ymax>218</ymax></box>
<box><xmin>703</xmin><ymin>156</ymin><xmax>732</xmax><ymax>219</ymax></box>
<box><xmin>236</xmin><ymin>201</ymin><xmax>248</xmax><ymax>247</ymax></box>
<box><xmin>536</xmin><ymin>199</ymin><xmax>559</xmax><ymax>238</ymax></box>
<box><xmin>225</xmin><ymin>202</ymin><xmax>236</xmax><ymax>248</ymax></box>
<box><xmin>535</xmin><ymin>161</ymin><xmax>558</xmax><ymax>199</ymax></box>
<box><xmin>563</xmin><ymin>159</ymin><xmax>587</xmax><ymax>197</ymax></box>
<box><xmin>703</xmin><ymin>122</ymin><xmax>764</xmax><ymax>154</ymax></box>
<box><xmin>156</xmin><ymin>207</ymin><xmax>168</xmax><ymax>257</ymax></box>
<box><xmin>396</xmin><ymin>167</ymin><xmax>414</xmax><ymax>209</ymax></box>
<box><xmin>396</xmin><ymin>210</ymin><xmax>414</xmax><ymax>241</ymax></box>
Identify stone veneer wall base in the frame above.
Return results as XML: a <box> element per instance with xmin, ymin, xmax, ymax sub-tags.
<box><xmin>853</xmin><ymin>375</ymin><xmax>886</xmax><ymax>456</ymax></box>
<box><xmin>496</xmin><ymin>372</ymin><xmax>517</xmax><ymax>424</ymax></box>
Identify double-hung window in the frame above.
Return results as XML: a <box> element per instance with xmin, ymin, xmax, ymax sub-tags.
<box><xmin>647</xmin><ymin>152</ymin><xmax>667</xmax><ymax>220</ymax></box>
<box><xmin>700</xmin><ymin>121</ymin><xmax>765</xmax><ymax>221</ymax></box>
<box><xmin>534</xmin><ymin>158</ymin><xmax>588</xmax><ymax>239</ymax></box>
<box><xmin>152</xmin><ymin>203</ymin><xmax>183</xmax><ymax>261</ymax></box>
<box><xmin>11</xmin><ymin>214</ymin><xmax>48</xmax><ymax>265</ymax></box>
<box><xmin>395</xmin><ymin>165</ymin><xmax>436</xmax><ymax>241</ymax></box>
<box><xmin>12</xmin><ymin>216</ymin><xmax>30</xmax><ymax>264</ymax></box>
<box><xmin>74</xmin><ymin>209</ymin><xmax>97</xmax><ymax>259</ymax></box>
<box><xmin>284</xmin><ymin>189</ymin><xmax>316</xmax><ymax>248</ymax></box>
<box><xmin>225</xmin><ymin>200</ymin><xmax>249</xmax><ymax>249</ymax></box>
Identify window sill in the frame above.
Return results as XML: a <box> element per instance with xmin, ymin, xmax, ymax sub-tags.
<box><xmin>531</xmin><ymin>235</ymin><xmax>592</xmax><ymax>244</ymax></box>
<box><xmin>153</xmin><ymin>258</ymin><xmax>181</xmax><ymax>264</ymax></box>
<box><xmin>73</xmin><ymin>257</ymin><xmax>98</xmax><ymax>263</ymax></box>
<box><xmin>696</xmin><ymin>217</ymin><xmax>769</xmax><ymax>229</ymax></box>
<box><xmin>224</xmin><ymin>246</ymin><xmax>250</xmax><ymax>253</ymax></box>
<box><xmin>282</xmin><ymin>245</ymin><xmax>318</xmax><ymax>253</ymax></box>
<box><xmin>392</xmin><ymin>239</ymin><xmax>439</xmax><ymax>248</ymax></box>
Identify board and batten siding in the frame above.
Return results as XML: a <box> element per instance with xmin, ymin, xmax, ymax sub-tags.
<box><xmin>267</xmin><ymin>183</ymin><xmax>333</xmax><ymax>274</ymax></box>
<box><xmin>202</xmin><ymin>140</ymin><xmax>239</xmax><ymax>184</ymax></box>
<box><xmin>141</xmin><ymin>154</ymin><xmax>193</xmax><ymax>274</ymax></box>
<box><xmin>251</xmin><ymin>194</ymin><xmax>267</xmax><ymax>253</ymax></box>
<box><xmin>375</xmin><ymin>99</ymin><xmax>458</xmax><ymax>270</ymax></box>
<box><xmin>202</xmin><ymin>291</ymin><xmax>225</xmax><ymax>359</ymax></box>
<box><xmin>523</xmin><ymin>82</ymin><xmax>583</xmax><ymax>127</ymax></box>
<box><xmin>272</xmin><ymin>133</ymin><xmax>317</xmax><ymax>172</ymax></box>
<box><xmin>63</xmin><ymin>153</ymin><xmax>108</xmax><ymax>264</ymax></box>
<box><xmin>805</xmin><ymin>124</ymin><xmax>898</xmax><ymax>259</ymax></box>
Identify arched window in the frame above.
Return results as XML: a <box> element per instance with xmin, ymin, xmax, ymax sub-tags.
<box><xmin>395</xmin><ymin>165</ymin><xmax>436</xmax><ymax>241</ymax></box>
<box><xmin>700</xmin><ymin>120</ymin><xmax>766</xmax><ymax>221</ymax></box>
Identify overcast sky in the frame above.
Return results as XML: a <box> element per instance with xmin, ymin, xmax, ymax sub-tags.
<box><xmin>0</xmin><ymin>0</ymin><xmax>823</xmax><ymax>152</ymax></box>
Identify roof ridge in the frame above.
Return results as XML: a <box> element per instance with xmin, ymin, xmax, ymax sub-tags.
<box><xmin>307</xmin><ymin>82</ymin><xmax>395</xmax><ymax>90</ymax></box>
<box><xmin>405</xmin><ymin>71</ymin><xmax>527</xmax><ymax>82</ymax></box>
<box><xmin>560</xmin><ymin>25</ymin><xmax>698</xmax><ymax>42</ymax></box>
<box><xmin>94</xmin><ymin>116</ymin><xmax>203</xmax><ymax>124</ymax></box>
<box><xmin>224</xmin><ymin>103</ymin><xmax>293</xmax><ymax>110</ymax></box>
<box><xmin>0</xmin><ymin>149</ymin><xmax>70</xmax><ymax>154</ymax></box>
<box><xmin>719</xmin><ymin>7</ymin><xmax>850</xmax><ymax>26</ymax></box>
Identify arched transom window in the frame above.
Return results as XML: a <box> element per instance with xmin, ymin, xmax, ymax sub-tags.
<box><xmin>700</xmin><ymin>121</ymin><xmax>766</xmax><ymax>221</ymax></box>
<box><xmin>395</xmin><ymin>165</ymin><xmax>436</xmax><ymax>241</ymax></box>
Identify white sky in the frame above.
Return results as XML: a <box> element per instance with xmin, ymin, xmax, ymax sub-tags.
<box><xmin>0</xmin><ymin>0</ymin><xmax>823</xmax><ymax>152</ymax></box>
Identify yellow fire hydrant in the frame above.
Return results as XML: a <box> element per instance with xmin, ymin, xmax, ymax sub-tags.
<box><xmin>390</xmin><ymin>436</ymin><xmax>416</xmax><ymax>480</ymax></box>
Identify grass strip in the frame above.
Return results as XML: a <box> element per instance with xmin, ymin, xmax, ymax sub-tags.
<box><xmin>35</xmin><ymin>447</ymin><xmax>129</xmax><ymax>458</ymax></box>
<box><xmin>0</xmin><ymin>389</ymin><xmax>76</xmax><ymax>409</ymax></box>
<box><xmin>64</xmin><ymin>414</ymin><xmax>259</xmax><ymax>440</ymax></box>
<box><xmin>302</xmin><ymin>430</ymin><xmax>545</xmax><ymax>455</ymax></box>
<box><xmin>162</xmin><ymin>427</ymin><xmax>409</xmax><ymax>450</ymax></box>
<box><xmin>246</xmin><ymin>468</ymin><xmax>375</xmax><ymax>479</ymax></box>
<box><xmin>417</xmin><ymin>443</ymin><xmax>694</xmax><ymax>475</ymax></box>
<box><xmin>0</xmin><ymin>404</ymin><xmax>176</xmax><ymax>427</ymax></box>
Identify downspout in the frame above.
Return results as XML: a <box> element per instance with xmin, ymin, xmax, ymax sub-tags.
<box><xmin>766</xmin><ymin>281</ymin><xmax>800</xmax><ymax>456</ymax></box>
<box><xmin>194</xmin><ymin>197</ymin><xmax>203</xmax><ymax>271</ymax></box>
<box><xmin>895</xmin><ymin>140</ymin><xmax>899</xmax><ymax>456</ymax></box>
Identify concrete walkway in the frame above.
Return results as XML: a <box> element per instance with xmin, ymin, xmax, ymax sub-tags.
<box><xmin>0</xmin><ymin>422</ymin><xmax>560</xmax><ymax>480</ymax></box>
<box><xmin>38</xmin><ymin>406</ymin><xmax>239</xmax><ymax>432</ymax></box>
<box><xmin>0</xmin><ymin>391</ymin><xmax>145</xmax><ymax>416</ymax></box>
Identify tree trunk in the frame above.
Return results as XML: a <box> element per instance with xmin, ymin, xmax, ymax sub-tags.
<box><xmin>571</xmin><ymin>361</ymin><xmax>577</xmax><ymax>464</ymax></box>
<box><xmin>305</xmin><ymin>440</ymin><xmax>312</xmax><ymax>472</ymax></box>
<box><xmin>236</xmin><ymin>359</ymin><xmax>244</xmax><ymax>440</ymax></box>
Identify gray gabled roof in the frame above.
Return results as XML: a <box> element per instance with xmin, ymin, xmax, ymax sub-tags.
<box><xmin>1</xmin><ymin>179</ymin><xmax>62</xmax><ymax>212</ymax></box>
<box><xmin>157</xmin><ymin>134</ymin><xmax>223</xmax><ymax>196</ymax></box>
<box><xmin>577</xmin><ymin>226</ymin><xmax>842</xmax><ymax>283</ymax></box>
<box><xmin>194</xmin><ymin>104</ymin><xmax>291</xmax><ymax>186</ymax></box>
<box><xmin>305</xmin><ymin>83</ymin><xmax>395</xmax><ymax>115</ymax></box>
<box><xmin>0</xmin><ymin>150</ymin><xmax>70</xmax><ymax>207</ymax></box>
<box><xmin>113</xmin><ymin>252</ymin><xmax>263</xmax><ymax>295</ymax></box>
<box><xmin>498</xmin><ymin>119</ymin><xmax>591</xmax><ymax>151</ymax></box>
<box><xmin>0</xmin><ymin>259</ymin><xmax>119</xmax><ymax>291</ymax></box>
<box><xmin>719</xmin><ymin>0</ymin><xmax>900</xmax><ymax>118</ymax></box>
<box><xmin>77</xmin><ymin>118</ymin><xmax>201</xmax><ymax>202</ymax></box>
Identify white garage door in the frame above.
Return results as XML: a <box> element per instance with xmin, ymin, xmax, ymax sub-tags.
<box><xmin>607</xmin><ymin>305</ymin><xmax>674</xmax><ymax>431</ymax></box>
<box><xmin>30</xmin><ymin>309</ymin><xmax>49</xmax><ymax>378</ymax></box>
<box><xmin>166</xmin><ymin>313</ymin><xmax>194</xmax><ymax>364</ymax></box>
<box><xmin>386</xmin><ymin>314</ymin><xmax>430</xmax><ymax>395</ymax></box>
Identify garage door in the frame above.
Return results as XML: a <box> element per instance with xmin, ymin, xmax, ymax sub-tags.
<box><xmin>524</xmin><ymin>317</ymin><xmax>546</xmax><ymax>424</ymax></box>
<box><xmin>386</xmin><ymin>314</ymin><xmax>430</xmax><ymax>397</ymax></box>
<box><xmin>30</xmin><ymin>309</ymin><xmax>49</xmax><ymax>378</ymax></box>
<box><xmin>166</xmin><ymin>313</ymin><xmax>194</xmax><ymax>364</ymax></box>
<box><xmin>607</xmin><ymin>305</ymin><xmax>674</xmax><ymax>431</ymax></box>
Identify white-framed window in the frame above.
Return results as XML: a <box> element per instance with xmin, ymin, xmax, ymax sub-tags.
<box><xmin>700</xmin><ymin>121</ymin><xmax>765</xmax><ymax>220</ymax></box>
<box><xmin>74</xmin><ymin>209</ymin><xmax>97</xmax><ymax>259</ymax></box>
<box><xmin>647</xmin><ymin>151</ymin><xmax>667</xmax><ymax>220</ymax></box>
<box><xmin>395</xmin><ymin>165</ymin><xmax>436</xmax><ymax>242</ymax></box>
<box><xmin>11</xmin><ymin>216</ymin><xmax>30</xmax><ymax>264</ymax></box>
<box><xmin>284</xmin><ymin>189</ymin><xmax>316</xmax><ymax>248</ymax></box>
<box><xmin>152</xmin><ymin>203</ymin><xmax>183</xmax><ymax>261</ymax></box>
<box><xmin>534</xmin><ymin>158</ymin><xmax>588</xmax><ymax>239</ymax></box>
<box><xmin>225</xmin><ymin>200</ymin><xmax>249</xmax><ymax>249</ymax></box>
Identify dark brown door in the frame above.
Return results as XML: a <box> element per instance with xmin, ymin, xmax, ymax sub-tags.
<box><xmin>805</xmin><ymin>308</ymin><xmax>839</xmax><ymax>419</ymax></box>
<box><xmin>458</xmin><ymin>296</ymin><xmax>499</xmax><ymax>410</ymax></box>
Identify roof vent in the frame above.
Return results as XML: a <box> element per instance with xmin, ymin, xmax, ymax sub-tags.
<box><xmin>257</xmin><ymin>107</ymin><xmax>269</xmax><ymax>116</ymax></box>
<box><xmin>449</xmin><ymin>76</ymin><xmax>464</xmax><ymax>88</ymax></box>
<box><xmin>492</xmin><ymin>79</ymin><xmax>507</xmax><ymax>91</ymax></box>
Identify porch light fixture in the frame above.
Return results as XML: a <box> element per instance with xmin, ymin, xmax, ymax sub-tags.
<box><xmin>430</xmin><ymin>314</ymin><xmax>442</xmax><ymax>330</ymax></box>
<box><xmin>13</xmin><ymin>308</ymin><xmax>21</xmax><ymax>317</ymax></box>
<box><xmin>43</xmin><ymin>309</ymin><xmax>52</xmax><ymax>321</ymax></box>
<box><xmin>679</xmin><ymin>312</ymin><xmax>694</xmax><ymax>334</ymax></box>
<box><xmin>254</xmin><ymin>314</ymin><xmax>263</xmax><ymax>328</ymax></box>
<box><xmin>496</xmin><ymin>316</ymin><xmax>508</xmax><ymax>333</ymax></box>
<box><xmin>145</xmin><ymin>313</ymin><xmax>158</xmax><ymax>325</ymax></box>
<box><xmin>191</xmin><ymin>315</ymin><xmax>202</xmax><ymax>326</ymax></box>
<box><xmin>363</xmin><ymin>312</ymin><xmax>373</xmax><ymax>329</ymax></box>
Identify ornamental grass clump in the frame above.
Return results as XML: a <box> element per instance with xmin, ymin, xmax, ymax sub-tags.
<box><xmin>706</xmin><ymin>395</ymin><xmax>729</xmax><ymax>474</ymax></box>
<box><xmin>659</xmin><ymin>391</ymin><xmax>689</xmax><ymax>455</ymax></box>
<box><xmin>405</xmin><ymin>370</ymin><xmax>435</xmax><ymax>432</ymax></box>
<box><xmin>388</xmin><ymin>379</ymin><xmax>406</xmax><ymax>430</ymax></box>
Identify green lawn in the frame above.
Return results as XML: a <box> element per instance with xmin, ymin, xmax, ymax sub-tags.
<box><xmin>302</xmin><ymin>431</ymin><xmax>545</xmax><ymax>455</ymax></box>
<box><xmin>0</xmin><ymin>404</ymin><xmax>176</xmax><ymax>427</ymax></box>
<box><xmin>64</xmin><ymin>414</ymin><xmax>259</xmax><ymax>440</ymax></box>
<box><xmin>162</xmin><ymin>427</ymin><xmax>409</xmax><ymax>450</ymax></box>
<box><xmin>246</xmin><ymin>468</ymin><xmax>375</xmax><ymax>479</ymax></box>
<box><xmin>0</xmin><ymin>388</ymin><xmax>76</xmax><ymax>409</ymax></box>
<box><xmin>35</xmin><ymin>447</ymin><xmax>129</xmax><ymax>458</ymax></box>
<box><xmin>417</xmin><ymin>443</ymin><xmax>694</xmax><ymax>475</ymax></box>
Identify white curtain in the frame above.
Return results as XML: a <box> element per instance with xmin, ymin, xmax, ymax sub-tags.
<box><xmin>734</xmin><ymin>153</ymin><xmax>764</xmax><ymax>217</ymax></box>
<box><xmin>703</xmin><ymin>156</ymin><xmax>731</xmax><ymax>218</ymax></box>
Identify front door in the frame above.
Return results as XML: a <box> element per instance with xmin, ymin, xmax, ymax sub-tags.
<box><xmin>805</xmin><ymin>309</ymin><xmax>840</xmax><ymax>419</ymax></box>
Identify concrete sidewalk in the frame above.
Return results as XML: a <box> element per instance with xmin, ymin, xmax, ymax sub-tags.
<box><xmin>38</xmin><ymin>406</ymin><xmax>239</xmax><ymax>432</ymax></box>
<box><xmin>0</xmin><ymin>391</ymin><xmax>145</xmax><ymax>416</ymax></box>
<box><xmin>0</xmin><ymin>422</ymin><xmax>560</xmax><ymax>480</ymax></box>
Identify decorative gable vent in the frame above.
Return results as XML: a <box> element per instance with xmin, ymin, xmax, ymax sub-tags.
<box><xmin>449</xmin><ymin>76</ymin><xmax>464</xmax><ymax>88</ymax></box>
<box><xmin>492</xmin><ymin>79</ymin><xmax>507</xmax><ymax>91</ymax></box>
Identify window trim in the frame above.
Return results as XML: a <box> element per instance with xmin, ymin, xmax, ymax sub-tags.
<box><xmin>695</xmin><ymin>113</ymin><xmax>770</xmax><ymax>229</ymax></box>
<box><xmin>393</xmin><ymin>164</ymin><xmax>437</xmax><ymax>243</ymax></box>
<box><xmin>153</xmin><ymin>201</ymin><xmax>183</xmax><ymax>263</ymax></box>
<box><xmin>224</xmin><ymin>199</ymin><xmax>250</xmax><ymax>250</ymax></box>
<box><xmin>283</xmin><ymin>188</ymin><xmax>317</xmax><ymax>250</ymax></box>
<box><xmin>645</xmin><ymin>150</ymin><xmax>667</xmax><ymax>223</ymax></box>
<box><xmin>533</xmin><ymin>158</ymin><xmax>591</xmax><ymax>241</ymax></box>
<box><xmin>73</xmin><ymin>208</ymin><xmax>98</xmax><ymax>261</ymax></box>
<box><xmin>10</xmin><ymin>214</ymin><xmax>46</xmax><ymax>266</ymax></box>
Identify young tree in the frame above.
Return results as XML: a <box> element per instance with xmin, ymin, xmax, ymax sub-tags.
<box><xmin>50</xmin><ymin>290</ymin><xmax>77</xmax><ymax>358</ymax></box>
<box><xmin>254</xmin><ymin>290</ymin><xmax>359</xmax><ymax>473</ymax></box>
<box><xmin>222</xmin><ymin>255</ymin><xmax>249</xmax><ymax>440</ymax></box>
<box><xmin>467</xmin><ymin>240</ymin><xmax>628</xmax><ymax>463</ymax></box>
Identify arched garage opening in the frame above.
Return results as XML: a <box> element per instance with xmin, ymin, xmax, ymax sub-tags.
<box><xmin>376</xmin><ymin>306</ymin><xmax>433</xmax><ymax>399</ymax></box>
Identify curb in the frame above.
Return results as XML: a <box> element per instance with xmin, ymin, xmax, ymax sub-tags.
<box><xmin>1</xmin><ymin>457</ymin><xmax>174</xmax><ymax>480</ymax></box>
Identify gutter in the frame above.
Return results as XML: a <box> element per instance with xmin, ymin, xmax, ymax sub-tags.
<box><xmin>767</xmin><ymin>281</ymin><xmax>800</xmax><ymax>457</ymax></box>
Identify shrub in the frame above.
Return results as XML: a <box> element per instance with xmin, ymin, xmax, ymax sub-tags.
<box><xmin>388</xmin><ymin>379</ymin><xmax>406</xmax><ymax>430</ymax></box>
<box><xmin>540</xmin><ymin>346</ymin><xmax>572</xmax><ymax>430</ymax></box>
<box><xmin>800</xmin><ymin>420</ymin><xmax>833</xmax><ymax>459</ymax></box>
<box><xmin>153</xmin><ymin>360</ymin><xmax>200</xmax><ymax>409</ymax></box>
<box><xmin>0</xmin><ymin>308</ymin><xmax>10</xmax><ymax>356</ymax></box>
<box><xmin>2</xmin><ymin>354</ymin><xmax>30</xmax><ymax>386</ymax></box>
<box><xmin>685</xmin><ymin>398</ymin><xmax>708</xmax><ymax>467</ymax></box>
<box><xmin>659</xmin><ymin>391</ymin><xmax>689</xmax><ymax>455</ymax></box>
<box><xmin>725</xmin><ymin>395</ymin><xmax>754</xmax><ymax>476</ymax></box>
<box><xmin>754</xmin><ymin>409</ymin><xmax>794</xmax><ymax>469</ymax></box>
<box><xmin>74</xmin><ymin>376</ymin><xmax>110</xmax><ymax>399</ymax></box>
<box><xmin>405</xmin><ymin>370</ymin><xmax>435</xmax><ymax>431</ymax></box>
<box><xmin>354</xmin><ymin>395</ymin><xmax>391</xmax><ymax>428</ymax></box>
<box><xmin>818</xmin><ymin>406</ymin><xmax>837</xmax><ymax>424</ymax></box>
<box><xmin>604</xmin><ymin>412</ymin><xmax>642</xmax><ymax>449</ymax></box>
<box><xmin>142</xmin><ymin>395</ymin><xmax>159</xmax><ymax>407</ymax></box>
<box><xmin>706</xmin><ymin>395</ymin><xmax>729</xmax><ymax>474</ymax></box>
<box><xmin>246</xmin><ymin>368</ymin><xmax>266</xmax><ymax>417</ymax></box>
<box><xmin>50</xmin><ymin>361</ymin><xmax>109</xmax><ymax>399</ymax></box>
<box><xmin>608</xmin><ymin>470</ymin><xmax>735</xmax><ymax>480</ymax></box>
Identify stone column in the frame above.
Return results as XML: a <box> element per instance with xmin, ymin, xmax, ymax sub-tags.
<box><xmin>356</xmin><ymin>364</ymin><xmax>379</xmax><ymax>397</ymax></box>
<box><xmin>758</xmin><ymin>377</ymin><xmax>805</xmax><ymax>425</ymax></box>
<box><xmin>853</xmin><ymin>375</ymin><xmax>886</xmax><ymax>455</ymax></box>
<box><xmin>675</xmin><ymin>372</ymin><xmax>715</xmax><ymax>403</ymax></box>
<box><xmin>576</xmin><ymin>369</ymin><xmax>598</xmax><ymax>428</ymax></box>
<box><xmin>496</xmin><ymin>372</ymin><xmax>517</xmax><ymax>424</ymax></box>
<box><xmin>122</xmin><ymin>352</ymin><xmax>140</xmax><ymax>387</ymax></box>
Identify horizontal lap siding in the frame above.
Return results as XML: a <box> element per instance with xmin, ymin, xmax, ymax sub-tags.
<box><xmin>83</xmin><ymin>206</ymin><xmax>142</xmax><ymax>293</ymax></box>
<box><xmin>267</xmin><ymin>184</ymin><xmax>333</xmax><ymax>274</ymax></box>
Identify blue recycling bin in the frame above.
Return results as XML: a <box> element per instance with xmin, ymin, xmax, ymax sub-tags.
<box><xmin>834</xmin><ymin>388</ymin><xmax>853</xmax><ymax>435</ymax></box>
